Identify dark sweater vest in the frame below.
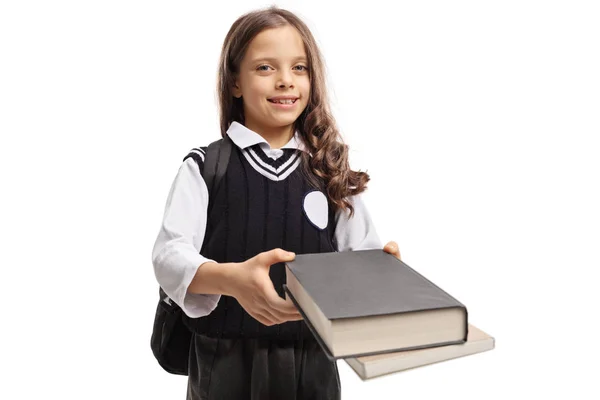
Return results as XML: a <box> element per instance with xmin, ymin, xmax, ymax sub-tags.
<box><xmin>182</xmin><ymin>143</ymin><xmax>338</xmax><ymax>340</ymax></box>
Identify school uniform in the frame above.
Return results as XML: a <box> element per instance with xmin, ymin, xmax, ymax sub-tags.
<box><xmin>152</xmin><ymin>121</ymin><xmax>382</xmax><ymax>399</ymax></box>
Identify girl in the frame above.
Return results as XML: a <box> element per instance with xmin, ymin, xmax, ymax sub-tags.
<box><xmin>152</xmin><ymin>6</ymin><xmax>401</xmax><ymax>399</ymax></box>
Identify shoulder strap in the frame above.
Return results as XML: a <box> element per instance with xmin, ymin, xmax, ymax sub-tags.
<box><xmin>202</xmin><ymin>135</ymin><xmax>232</xmax><ymax>213</ymax></box>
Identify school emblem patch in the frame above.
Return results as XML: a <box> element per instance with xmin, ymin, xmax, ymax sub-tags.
<box><xmin>303</xmin><ymin>190</ymin><xmax>328</xmax><ymax>230</ymax></box>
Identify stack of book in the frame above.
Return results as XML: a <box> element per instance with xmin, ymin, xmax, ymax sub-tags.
<box><xmin>283</xmin><ymin>249</ymin><xmax>494</xmax><ymax>380</ymax></box>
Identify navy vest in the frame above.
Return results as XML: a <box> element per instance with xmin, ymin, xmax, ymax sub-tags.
<box><xmin>182</xmin><ymin>143</ymin><xmax>338</xmax><ymax>339</ymax></box>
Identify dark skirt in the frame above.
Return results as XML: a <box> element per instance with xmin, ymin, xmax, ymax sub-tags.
<box><xmin>187</xmin><ymin>333</ymin><xmax>341</xmax><ymax>400</ymax></box>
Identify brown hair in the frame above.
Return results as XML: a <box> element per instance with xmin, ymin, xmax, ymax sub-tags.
<box><xmin>216</xmin><ymin>6</ymin><xmax>370</xmax><ymax>216</ymax></box>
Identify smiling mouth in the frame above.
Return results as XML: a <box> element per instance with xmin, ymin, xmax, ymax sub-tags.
<box><xmin>268</xmin><ymin>99</ymin><xmax>298</xmax><ymax>104</ymax></box>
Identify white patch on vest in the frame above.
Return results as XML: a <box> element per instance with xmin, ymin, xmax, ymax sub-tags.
<box><xmin>303</xmin><ymin>191</ymin><xmax>328</xmax><ymax>230</ymax></box>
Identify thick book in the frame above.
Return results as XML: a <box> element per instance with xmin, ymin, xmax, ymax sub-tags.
<box><xmin>282</xmin><ymin>249</ymin><xmax>468</xmax><ymax>360</ymax></box>
<box><xmin>345</xmin><ymin>324</ymin><xmax>495</xmax><ymax>380</ymax></box>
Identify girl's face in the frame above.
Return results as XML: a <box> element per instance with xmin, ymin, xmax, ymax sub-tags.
<box><xmin>233</xmin><ymin>25</ymin><xmax>310</xmax><ymax>139</ymax></box>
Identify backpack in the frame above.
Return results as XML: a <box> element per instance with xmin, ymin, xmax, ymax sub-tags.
<box><xmin>150</xmin><ymin>135</ymin><xmax>233</xmax><ymax>375</ymax></box>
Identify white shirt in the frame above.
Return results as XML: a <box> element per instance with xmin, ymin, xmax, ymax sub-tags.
<box><xmin>151</xmin><ymin>122</ymin><xmax>382</xmax><ymax>318</ymax></box>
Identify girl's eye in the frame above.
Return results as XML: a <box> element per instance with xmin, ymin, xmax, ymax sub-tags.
<box><xmin>256</xmin><ymin>65</ymin><xmax>309</xmax><ymax>72</ymax></box>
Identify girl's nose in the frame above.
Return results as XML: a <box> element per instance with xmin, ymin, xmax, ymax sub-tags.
<box><xmin>276</xmin><ymin>71</ymin><xmax>294</xmax><ymax>88</ymax></box>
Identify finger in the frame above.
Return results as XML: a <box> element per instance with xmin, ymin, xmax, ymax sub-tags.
<box><xmin>259</xmin><ymin>298</ymin><xmax>301</xmax><ymax>323</ymax></box>
<box><xmin>275</xmin><ymin>297</ymin><xmax>301</xmax><ymax>313</ymax></box>
<box><xmin>256</xmin><ymin>278</ymin><xmax>295</xmax><ymax>311</ymax></box>
<box><xmin>259</xmin><ymin>300</ymin><xmax>302</xmax><ymax>323</ymax></box>
<box><xmin>256</xmin><ymin>248</ymin><xmax>296</xmax><ymax>268</ymax></box>
<box><xmin>257</xmin><ymin>291</ymin><xmax>302</xmax><ymax>323</ymax></box>
<box><xmin>269</xmin><ymin>300</ymin><xmax>302</xmax><ymax>314</ymax></box>
<box><xmin>258</xmin><ymin>309</ymin><xmax>302</xmax><ymax>325</ymax></box>
<box><xmin>260</xmin><ymin>304</ymin><xmax>302</xmax><ymax>325</ymax></box>
<box><xmin>252</xmin><ymin>310</ymin><xmax>278</xmax><ymax>326</ymax></box>
<box><xmin>383</xmin><ymin>241</ymin><xmax>396</xmax><ymax>252</ymax></box>
<box><xmin>270</xmin><ymin>304</ymin><xmax>302</xmax><ymax>319</ymax></box>
<box><xmin>282</xmin><ymin>298</ymin><xmax>302</xmax><ymax>315</ymax></box>
<box><xmin>383</xmin><ymin>241</ymin><xmax>401</xmax><ymax>260</ymax></box>
<box><xmin>263</xmin><ymin>295</ymin><xmax>303</xmax><ymax>324</ymax></box>
<box><xmin>264</xmin><ymin>287</ymin><xmax>297</xmax><ymax>312</ymax></box>
<box><xmin>260</xmin><ymin>307</ymin><xmax>282</xmax><ymax>325</ymax></box>
<box><xmin>254</xmin><ymin>286</ymin><xmax>289</xmax><ymax>322</ymax></box>
<box><xmin>280</xmin><ymin>300</ymin><xmax>303</xmax><ymax>319</ymax></box>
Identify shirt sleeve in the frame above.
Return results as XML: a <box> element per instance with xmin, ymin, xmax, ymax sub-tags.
<box><xmin>334</xmin><ymin>193</ymin><xmax>383</xmax><ymax>251</ymax></box>
<box><xmin>151</xmin><ymin>156</ymin><xmax>221</xmax><ymax>318</ymax></box>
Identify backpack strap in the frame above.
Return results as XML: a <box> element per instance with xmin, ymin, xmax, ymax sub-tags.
<box><xmin>198</xmin><ymin>135</ymin><xmax>232</xmax><ymax>217</ymax></box>
<box><xmin>203</xmin><ymin>135</ymin><xmax>232</xmax><ymax>196</ymax></box>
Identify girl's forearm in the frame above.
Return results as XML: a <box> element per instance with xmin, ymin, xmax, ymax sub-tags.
<box><xmin>187</xmin><ymin>261</ymin><xmax>239</xmax><ymax>297</ymax></box>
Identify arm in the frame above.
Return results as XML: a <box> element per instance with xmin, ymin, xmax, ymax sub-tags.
<box><xmin>334</xmin><ymin>193</ymin><xmax>383</xmax><ymax>251</ymax></box>
<box><xmin>152</xmin><ymin>155</ymin><xmax>302</xmax><ymax>325</ymax></box>
<box><xmin>334</xmin><ymin>193</ymin><xmax>402</xmax><ymax>260</ymax></box>
<box><xmin>151</xmin><ymin>157</ymin><xmax>224</xmax><ymax>318</ymax></box>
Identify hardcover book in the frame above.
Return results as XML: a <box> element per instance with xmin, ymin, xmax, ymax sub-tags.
<box><xmin>283</xmin><ymin>249</ymin><xmax>468</xmax><ymax>360</ymax></box>
<box><xmin>345</xmin><ymin>324</ymin><xmax>494</xmax><ymax>379</ymax></box>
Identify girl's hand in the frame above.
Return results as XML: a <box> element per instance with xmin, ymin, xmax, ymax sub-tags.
<box><xmin>229</xmin><ymin>248</ymin><xmax>303</xmax><ymax>327</ymax></box>
<box><xmin>383</xmin><ymin>241</ymin><xmax>402</xmax><ymax>260</ymax></box>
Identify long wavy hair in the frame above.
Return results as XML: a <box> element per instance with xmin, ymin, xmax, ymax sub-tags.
<box><xmin>216</xmin><ymin>6</ymin><xmax>370</xmax><ymax>216</ymax></box>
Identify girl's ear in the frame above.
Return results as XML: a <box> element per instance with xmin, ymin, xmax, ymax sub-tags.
<box><xmin>232</xmin><ymin>81</ymin><xmax>242</xmax><ymax>98</ymax></box>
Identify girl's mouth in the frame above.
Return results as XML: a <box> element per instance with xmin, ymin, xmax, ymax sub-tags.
<box><xmin>268</xmin><ymin>98</ymin><xmax>298</xmax><ymax>108</ymax></box>
<box><xmin>268</xmin><ymin>99</ymin><xmax>298</xmax><ymax>104</ymax></box>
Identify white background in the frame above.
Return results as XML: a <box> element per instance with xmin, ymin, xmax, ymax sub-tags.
<box><xmin>1</xmin><ymin>1</ymin><xmax>599</xmax><ymax>399</ymax></box>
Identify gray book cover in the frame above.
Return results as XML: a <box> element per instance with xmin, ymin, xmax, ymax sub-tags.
<box><xmin>283</xmin><ymin>249</ymin><xmax>469</xmax><ymax>360</ymax></box>
<box><xmin>285</xmin><ymin>249</ymin><xmax>467</xmax><ymax>321</ymax></box>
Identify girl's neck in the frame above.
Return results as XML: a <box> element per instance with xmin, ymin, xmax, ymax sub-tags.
<box><xmin>245</xmin><ymin>121</ymin><xmax>294</xmax><ymax>149</ymax></box>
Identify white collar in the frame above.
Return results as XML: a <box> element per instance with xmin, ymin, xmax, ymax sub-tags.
<box><xmin>226</xmin><ymin>121</ymin><xmax>310</xmax><ymax>155</ymax></box>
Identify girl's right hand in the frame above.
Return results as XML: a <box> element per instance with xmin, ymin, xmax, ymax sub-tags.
<box><xmin>230</xmin><ymin>248</ymin><xmax>303</xmax><ymax>326</ymax></box>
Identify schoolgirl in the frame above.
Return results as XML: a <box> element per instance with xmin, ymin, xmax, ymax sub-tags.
<box><xmin>152</xmin><ymin>6</ymin><xmax>401</xmax><ymax>399</ymax></box>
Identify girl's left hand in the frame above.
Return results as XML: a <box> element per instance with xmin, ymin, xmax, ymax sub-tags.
<box><xmin>383</xmin><ymin>241</ymin><xmax>401</xmax><ymax>260</ymax></box>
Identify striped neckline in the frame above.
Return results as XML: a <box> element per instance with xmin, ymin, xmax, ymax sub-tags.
<box><xmin>241</xmin><ymin>145</ymin><xmax>302</xmax><ymax>182</ymax></box>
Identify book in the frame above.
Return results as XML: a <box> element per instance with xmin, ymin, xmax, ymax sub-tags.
<box><xmin>283</xmin><ymin>249</ymin><xmax>468</xmax><ymax>360</ymax></box>
<box><xmin>344</xmin><ymin>324</ymin><xmax>495</xmax><ymax>380</ymax></box>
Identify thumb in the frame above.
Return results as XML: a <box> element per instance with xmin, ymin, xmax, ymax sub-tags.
<box><xmin>256</xmin><ymin>248</ymin><xmax>296</xmax><ymax>268</ymax></box>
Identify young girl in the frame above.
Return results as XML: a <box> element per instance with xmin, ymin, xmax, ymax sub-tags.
<box><xmin>152</xmin><ymin>6</ymin><xmax>401</xmax><ymax>399</ymax></box>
